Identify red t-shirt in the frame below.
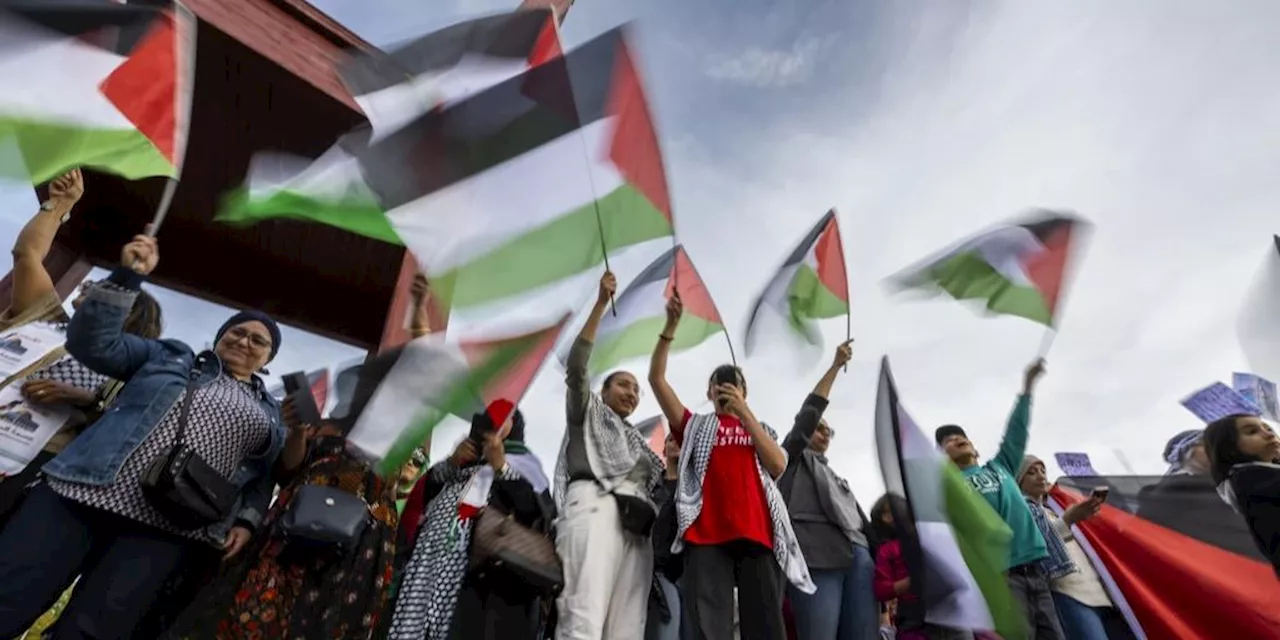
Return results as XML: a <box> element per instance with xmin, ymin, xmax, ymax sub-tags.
<box><xmin>674</xmin><ymin>409</ymin><xmax>773</xmax><ymax>549</ymax></box>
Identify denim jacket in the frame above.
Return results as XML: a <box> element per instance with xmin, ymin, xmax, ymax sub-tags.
<box><xmin>46</xmin><ymin>268</ymin><xmax>286</xmax><ymax>542</ymax></box>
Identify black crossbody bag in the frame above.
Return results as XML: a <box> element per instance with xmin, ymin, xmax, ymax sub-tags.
<box><xmin>140</xmin><ymin>362</ymin><xmax>239</xmax><ymax>531</ymax></box>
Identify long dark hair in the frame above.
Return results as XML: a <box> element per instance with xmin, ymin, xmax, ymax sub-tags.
<box><xmin>1205</xmin><ymin>413</ymin><xmax>1255</xmax><ymax>485</ymax></box>
<box><xmin>123</xmin><ymin>289</ymin><xmax>162</xmax><ymax>339</ymax></box>
<box><xmin>870</xmin><ymin>493</ymin><xmax>906</xmax><ymax>541</ymax></box>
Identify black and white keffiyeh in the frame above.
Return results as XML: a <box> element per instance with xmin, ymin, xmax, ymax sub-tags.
<box><xmin>671</xmin><ymin>412</ymin><xmax>815</xmax><ymax>593</ymax></box>
<box><xmin>554</xmin><ymin>392</ymin><xmax>663</xmax><ymax>508</ymax></box>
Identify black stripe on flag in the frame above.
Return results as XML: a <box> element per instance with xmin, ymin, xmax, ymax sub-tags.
<box><xmin>779</xmin><ymin>209</ymin><xmax>834</xmax><ymax>268</ymax></box>
<box><xmin>634</xmin><ymin>415</ymin><xmax>662</xmax><ymax>438</ymax></box>
<box><xmin>1273</xmin><ymin>234</ymin><xmax>1279</xmax><ymax>256</ymax></box>
<box><xmin>339</xmin><ymin>9</ymin><xmax>556</xmax><ymax>97</ymax></box>
<box><xmin>622</xmin><ymin>245</ymin><xmax>678</xmax><ymax>294</ymax></box>
<box><xmin>1017</xmin><ymin>209</ymin><xmax>1077</xmax><ymax>244</ymax></box>
<box><xmin>0</xmin><ymin>0</ymin><xmax>159</xmax><ymax>55</ymax></box>
<box><xmin>357</xmin><ymin>27</ymin><xmax>631</xmax><ymax>211</ymax></box>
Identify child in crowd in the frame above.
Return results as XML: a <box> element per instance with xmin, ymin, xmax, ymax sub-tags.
<box><xmin>871</xmin><ymin>494</ymin><xmax>923</xmax><ymax>639</ymax></box>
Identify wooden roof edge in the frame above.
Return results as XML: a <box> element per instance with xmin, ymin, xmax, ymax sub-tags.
<box><xmin>268</xmin><ymin>0</ymin><xmax>377</xmax><ymax>53</ymax></box>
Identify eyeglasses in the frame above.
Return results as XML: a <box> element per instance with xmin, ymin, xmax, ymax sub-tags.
<box><xmin>224</xmin><ymin>326</ymin><xmax>272</xmax><ymax>351</ymax></box>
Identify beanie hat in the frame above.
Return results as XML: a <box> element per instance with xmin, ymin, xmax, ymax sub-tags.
<box><xmin>215</xmin><ymin>310</ymin><xmax>282</xmax><ymax>361</ymax></box>
<box><xmin>1017</xmin><ymin>454</ymin><xmax>1045</xmax><ymax>485</ymax></box>
<box><xmin>935</xmin><ymin>424</ymin><xmax>967</xmax><ymax>446</ymax></box>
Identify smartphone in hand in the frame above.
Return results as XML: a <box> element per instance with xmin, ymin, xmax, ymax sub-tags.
<box><xmin>1090</xmin><ymin>487</ymin><xmax>1110</xmax><ymax>503</ymax></box>
<box><xmin>282</xmin><ymin>371</ymin><xmax>322</xmax><ymax>427</ymax></box>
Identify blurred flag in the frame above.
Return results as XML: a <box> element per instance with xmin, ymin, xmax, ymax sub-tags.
<box><xmin>634</xmin><ymin>414</ymin><xmax>667</xmax><ymax>458</ymax></box>
<box><xmin>519</xmin><ymin>0</ymin><xmax>575</xmax><ymax>23</ymax></box>
<box><xmin>218</xmin><ymin>8</ymin><xmax>559</xmax><ymax>240</ymax></box>
<box><xmin>1051</xmin><ymin>479</ymin><xmax>1279</xmax><ymax>638</ymax></box>
<box><xmin>875</xmin><ymin>356</ymin><xmax>1022</xmax><ymax>638</ymax></box>
<box><xmin>345</xmin><ymin>314</ymin><xmax>569</xmax><ymax>475</ymax></box>
<box><xmin>358</xmin><ymin>26</ymin><xmax>673</xmax><ymax>311</ymax></box>
<box><xmin>888</xmin><ymin>211</ymin><xmax>1086</xmax><ymax>326</ymax></box>
<box><xmin>0</xmin><ymin>1</ymin><xmax>193</xmax><ymax>183</ymax></box>
<box><xmin>563</xmin><ymin>245</ymin><xmax>723</xmax><ymax>379</ymax></box>
<box><xmin>744</xmin><ymin>209</ymin><xmax>849</xmax><ymax>358</ymax></box>
<box><xmin>1238</xmin><ymin>236</ymin><xmax>1280</xmax><ymax>381</ymax></box>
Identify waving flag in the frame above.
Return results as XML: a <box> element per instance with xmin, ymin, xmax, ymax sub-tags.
<box><xmin>875</xmin><ymin>357</ymin><xmax>1022</xmax><ymax>639</ymax></box>
<box><xmin>1238</xmin><ymin>236</ymin><xmax>1280</xmax><ymax>381</ymax></box>
<box><xmin>345</xmin><ymin>314</ymin><xmax>569</xmax><ymax>475</ymax></box>
<box><xmin>744</xmin><ymin>209</ymin><xmax>849</xmax><ymax>357</ymax></box>
<box><xmin>0</xmin><ymin>2</ymin><xmax>193</xmax><ymax>183</ymax></box>
<box><xmin>566</xmin><ymin>245</ymin><xmax>723</xmax><ymax>379</ymax></box>
<box><xmin>889</xmin><ymin>211</ymin><xmax>1085</xmax><ymax>326</ymax></box>
<box><xmin>634</xmin><ymin>415</ymin><xmax>667</xmax><ymax>458</ymax></box>
<box><xmin>219</xmin><ymin>8</ymin><xmax>559</xmax><ymax>240</ymax></box>
<box><xmin>1051</xmin><ymin>479</ymin><xmax>1279</xmax><ymax>639</ymax></box>
<box><xmin>359</xmin><ymin>26</ymin><xmax>673</xmax><ymax>311</ymax></box>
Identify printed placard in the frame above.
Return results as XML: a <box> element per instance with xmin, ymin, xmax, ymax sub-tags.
<box><xmin>0</xmin><ymin>322</ymin><xmax>64</xmax><ymax>379</ymax></box>
<box><xmin>1233</xmin><ymin>372</ymin><xmax>1280</xmax><ymax>422</ymax></box>
<box><xmin>1181</xmin><ymin>382</ymin><xmax>1261</xmax><ymax>423</ymax></box>
<box><xmin>0</xmin><ymin>385</ymin><xmax>71</xmax><ymax>476</ymax></box>
<box><xmin>1054</xmin><ymin>452</ymin><xmax>1100</xmax><ymax>477</ymax></box>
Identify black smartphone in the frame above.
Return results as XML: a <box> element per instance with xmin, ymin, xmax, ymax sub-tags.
<box><xmin>712</xmin><ymin>368</ymin><xmax>739</xmax><ymax>407</ymax></box>
<box><xmin>282</xmin><ymin>371</ymin><xmax>322</xmax><ymax>427</ymax></box>
<box><xmin>1090</xmin><ymin>487</ymin><xmax>1110</xmax><ymax>502</ymax></box>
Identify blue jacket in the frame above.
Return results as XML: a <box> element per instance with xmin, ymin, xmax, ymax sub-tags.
<box><xmin>46</xmin><ymin>267</ymin><xmax>285</xmax><ymax>541</ymax></box>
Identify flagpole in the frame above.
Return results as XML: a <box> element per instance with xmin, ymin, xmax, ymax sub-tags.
<box><xmin>1037</xmin><ymin>326</ymin><xmax>1057</xmax><ymax>358</ymax></box>
<box><xmin>575</xmin><ymin>127</ymin><xmax>617</xmax><ymax>316</ymax></box>
<box><xmin>723</xmin><ymin>327</ymin><xmax>738</xmax><ymax>368</ymax></box>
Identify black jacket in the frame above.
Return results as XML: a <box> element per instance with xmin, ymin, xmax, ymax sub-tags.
<box><xmin>1227</xmin><ymin>464</ymin><xmax>1280</xmax><ymax>577</ymax></box>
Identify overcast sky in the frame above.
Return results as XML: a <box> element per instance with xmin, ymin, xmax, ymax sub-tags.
<box><xmin>2</xmin><ymin>0</ymin><xmax>1279</xmax><ymax>501</ymax></box>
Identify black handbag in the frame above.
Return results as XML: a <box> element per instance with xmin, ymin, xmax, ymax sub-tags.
<box><xmin>140</xmin><ymin>364</ymin><xmax>239</xmax><ymax>531</ymax></box>
<box><xmin>279</xmin><ymin>484</ymin><xmax>371</xmax><ymax>548</ymax></box>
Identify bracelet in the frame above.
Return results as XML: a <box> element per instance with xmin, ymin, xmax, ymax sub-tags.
<box><xmin>658</xmin><ymin>334</ymin><xmax>674</xmax><ymax>341</ymax></box>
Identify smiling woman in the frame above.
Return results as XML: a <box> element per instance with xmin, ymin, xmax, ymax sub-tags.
<box><xmin>0</xmin><ymin>233</ymin><xmax>290</xmax><ymax>639</ymax></box>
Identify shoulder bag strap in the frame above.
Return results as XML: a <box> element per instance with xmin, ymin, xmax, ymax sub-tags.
<box><xmin>170</xmin><ymin>355</ymin><xmax>206</xmax><ymax>450</ymax></box>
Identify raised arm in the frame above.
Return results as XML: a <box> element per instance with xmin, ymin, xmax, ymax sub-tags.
<box><xmin>992</xmin><ymin>359</ymin><xmax>1046</xmax><ymax>474</ymax></box>
<box><xmin>65</xmin><ymin>235</ymin><xmax>164</xmax><ymax>381</ymax></box>
<box><xmin>408</xmin><ymin>273</ymin><xmax>432</xmax><ymax>339</ymax></box>
<box><xmin>567</xmin><ymin>272</ymin><xmax>615</xmax><ymax>425</ymax></box>
<box><xmin>649</xmin><ymin>293</ymin><xmax>687</xmax><ymax>432</ymax></box>
<box><xmin>8</xmin><ymin>170</ymin><xmax>83</xmax><ymax>316</ymax></box>
<box><xmin>784</xmin><ymin>340</ymin><xmax>853</xmax><ymax>459</ymax></box>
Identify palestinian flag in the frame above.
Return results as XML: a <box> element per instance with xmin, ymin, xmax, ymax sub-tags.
<box><xmin>1051</xmin><ymin>477</ymin><xmax>1280</xmax><ymax>638</ymax></box>
<box><xmin>744</xmin><ymin>209</ymin><xmax>849</xmax><ymax>357</ymax></box>
<box><xmin>875</xmin><ymin>356</ymin><xmax>1023</xmax><ymax>639</ymax></box>
<box><xmin>635</xmin><ymin>414</ymin><xmax>667</xmax><ymax>458</ymax></box>
<box><xmin>345</xmin><ymin>314</ymin><xmax>569</xmax><ymax>476</ymax></box>
<box><xmin>266</xmin><ymin>368</ymin><xmax>331</xmax><ymax>411</ymax></box>
<box><xmin>218</xmin><ymin>9</ymin><xmax>559</xmax><ymax>240</ymax></box>
<box><xmin>1238</xmin><ymin>236</ymin><xmax>1280</xmax><ymax>381</ymax></box>
<box><xmin>0</xmin><ymin>1</ymin><xmax>193</xmax><ymax>183</ymax></box>
<box><xmin>357</xmin><ymin>26</ymin><xmax>674</xmax><ymax>311</ymax></box>
<box><xmin>568</xmin><ymin>245</ymin><xmax>723</xmax><ymax>378</ymax></box>
<box><xmin>889</xmin><ymin>211</ymin><xmax>1084</xmax><ymax>326</ymax></box>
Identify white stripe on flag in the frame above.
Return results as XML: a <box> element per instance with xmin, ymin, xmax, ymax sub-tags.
<box><xmin>387</xmin><ymin>117</ymin><xmax>623</xmax><ymax>274</ymax></box>
<box><xmin>596</xmin><ymin>276</ymin><xmax>668</xmax><ymax>343</ymax></box>
<box><xmin>0</xmin><ymin>17</ymin><xmax>133</xmax><ymax>129</ymax></box>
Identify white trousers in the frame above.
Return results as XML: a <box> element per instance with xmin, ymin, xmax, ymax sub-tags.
<box><xmin>555</xmin><ymin>480</ymin><xmax>653</xmax><ymax>640</ymax></box>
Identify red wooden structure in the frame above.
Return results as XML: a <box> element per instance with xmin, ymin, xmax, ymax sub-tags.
<box><xmin>0</xmin><ymin>0</ymin><xmax>447</xmax><ymax>354</ymax></box>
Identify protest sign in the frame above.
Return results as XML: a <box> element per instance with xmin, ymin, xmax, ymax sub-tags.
<box><xmin>0</xmin><ymin>385</ymin><xmax>71</xmax><ymax>476</ymax></box>
<box><xmin>1054</xmin><ymin>452</ymin><xmax>1100</xmax><ymax>477</ymax></box>
<box><xmin>0</xmin><ymin>322</ymin><xmax>64</xmax><ymax>379</ymax></box>
<box><xmin>1233</xmin><ymin>372</ymin><xmax>1280</xmax><ymax>422</ymax></box>
<box><xmin>1181</xmin><ymin>382</ymin><xmax>1261</xmax><ymax>423</ymax></box>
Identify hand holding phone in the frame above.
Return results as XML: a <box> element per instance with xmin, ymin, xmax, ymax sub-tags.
<box><xmin>281</xmin><ymin>371</ymin><xmax>321</xmax><ymax>428</ymax></box>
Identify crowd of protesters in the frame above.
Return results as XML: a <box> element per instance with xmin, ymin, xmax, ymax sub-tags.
<box><xmin>0</xmin><ymin>171</ymin><xmax>1277</xmax><ymax>640</ymax></box>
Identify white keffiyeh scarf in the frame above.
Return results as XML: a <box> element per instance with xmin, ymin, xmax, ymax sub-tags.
<box><xmin>672</xmin><ymin>412</ymin><xmax>815</xmax><ymax>593</ymax></box>
<box><xmin>554</xmin><ymin>392</ymin><xmax>662</xmax><ymax>508</ymax></box>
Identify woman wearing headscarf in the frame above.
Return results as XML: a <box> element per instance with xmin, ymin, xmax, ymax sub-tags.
<box><xmin>0</xmin><ymin>169</ymin><xmax>164</xmax><ymax>524</ymax></box>
<box><xmin>0</xmin><ymin>233</ymin><xmax>287</xmax><ymax>639</ymax></box>
<box><xmin>390</xmin><ymin>401</ymin><xmax>555</xmax><ymax>640</ymax></box>
<box><xmin>163</xmin><ymin>412</ymin><xmax>400</xmax><ymax>639</ymax></box>
<box><xmin>1017</xmin><ymin>456</ymin><xmax>1134</xmax><ymax>640</ymax></box>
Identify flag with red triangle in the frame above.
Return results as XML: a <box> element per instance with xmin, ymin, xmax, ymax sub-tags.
<box><xmin>744</xmin><ymin>209</ymin><xmax>850</xmax><ymax>357</ymax></box>
<box><xmin>889</xmin><ymin>211</ymin><xmax>1086</xmax><ymax>326</ymax></box>
<box><xmin>0</xmin><ymin>1</ymin><xmax>194</xmax><ymax>183</ymax></box>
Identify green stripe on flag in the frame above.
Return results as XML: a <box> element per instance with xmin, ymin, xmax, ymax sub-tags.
<box><xmin>942</xmin><ymin>462</ymin><xmax>1024</xmax><ymax>640</ymax></box>
<box><xmin>930</xmin><ymin>252</ymin><xmax>1051</xmax><ymax>325</ymax></box>
<box><xmin>374</xmin><ymin>333</ymin><xmax>544</xmax><ymax>476</ymax></box>
<box><xmin>591</xmin><ymin>313</ymin><xmax>722</xmax><ymax>378</ymax></box>
<box><xmin>788</xmin><ymin>264</ymin><xmax>849</xmax><ymax>330</ymax></box>
<box><xmin>218</xmin><ymin>188</ymin><xmax>403</xmax><ymax>246</ymax></box>
<box><xmin>431</xmin><ymin>183</ymin><xmax>673</xmax><ymax>309</ymax></box>
<box><xmin>0</xmin><ymin>118</ymin><xmax>173</xmax><ymax>183</ymax></box>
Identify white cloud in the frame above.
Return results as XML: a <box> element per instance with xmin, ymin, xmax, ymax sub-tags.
<box><xmin>702</xmin><ymin>36</ymin><xmax>833</xmax><ymax>88</ymax></box>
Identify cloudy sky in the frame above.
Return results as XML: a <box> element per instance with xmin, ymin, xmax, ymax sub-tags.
<box><xmin>2</xmin><ymin>0</ymin><xmax>1279</xmax><ymax>499</ymax></box>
